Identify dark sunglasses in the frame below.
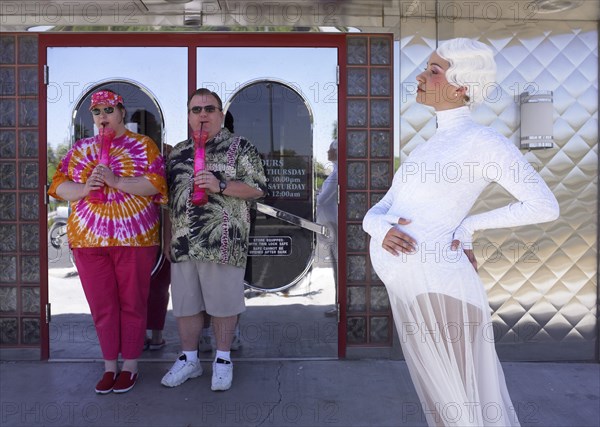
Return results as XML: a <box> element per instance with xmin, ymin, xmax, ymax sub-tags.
<box><xmin>91</xmin><ymin>107</ymin><xmax>115</xmax><ymax>115</ymax></box>
<box><xmin>189</xmin><ymin>105</ymin><xmax>220</xmax><ymax>114</ymax></box>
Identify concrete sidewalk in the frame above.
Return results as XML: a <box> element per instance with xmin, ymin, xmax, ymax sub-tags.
<box><xmin>1</xmin><ymin>359</ymin><xmax>598</xmax><ymax>427</ymax></box>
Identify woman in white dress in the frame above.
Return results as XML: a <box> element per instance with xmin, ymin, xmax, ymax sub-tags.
<box><xmin>363</xmin><ymin>38</ymin><xmax>559</xmax><ymax>426</ymax></box>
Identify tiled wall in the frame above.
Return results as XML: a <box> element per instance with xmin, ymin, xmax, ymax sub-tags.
<box><xmin>0</xmin><ymin>34</ymin><xmax>41</xmax><ymax>351</ymax></box>
<box><xmin>345</xmin><ymin>34</ymin><xmax>395</xmax><ymax>348</ymax></box>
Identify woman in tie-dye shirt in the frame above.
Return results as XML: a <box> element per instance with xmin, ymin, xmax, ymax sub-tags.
<box><xmin>48</xmin><ymin>89</ymin><xmax>167</xmax><ymax>394</ymax></box>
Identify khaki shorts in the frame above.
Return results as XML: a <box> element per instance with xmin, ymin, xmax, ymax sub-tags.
<box><xmin>171</xmin><ymin>260</ymin><xmax>246</xmax><ymax>317</ymax></box>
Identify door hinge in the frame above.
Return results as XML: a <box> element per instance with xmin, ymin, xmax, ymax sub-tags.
<box><xmin>336</xmin><ymin>65</ymin><xmax>340</xmax><ymax>85</ymax></box>
<box><xmin>336</xmin><ymin>303</ymin><xmax>341</xmax><ymax>323</ymax></box>
<box><xmin>45</xmin><ymin>303</ymin><xmax>51</xmax><ymax>324</ymax></box>
<box><xmin>44</xmin><ymin>183</ymin><xmax>49</xmax><ymax>205</ymax></box>
<box><xmin>43</xmin><ymin>65</ymin><xmax>49</xmax><ymax>85</ymax></box>
<box><xmin>337</xmin><ymin>184</ymin><xmax>340</xmax><ymax>205</ymax></box>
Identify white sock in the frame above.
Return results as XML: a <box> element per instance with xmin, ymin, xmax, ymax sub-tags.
<box><xmin>183</xmin><ymin>350</ymin><xmax>198</xmax><ymax>362</ymax></box>
<box><xmin>215</xmin><ymin>350</ymin><xmax>230</xmax><ymax>362</ymax></box>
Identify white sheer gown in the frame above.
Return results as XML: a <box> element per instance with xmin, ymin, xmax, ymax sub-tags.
<box><xmin>363</xmin><ymin>107</ymin><xmax>559</xmax><ymax>427</ymax></box>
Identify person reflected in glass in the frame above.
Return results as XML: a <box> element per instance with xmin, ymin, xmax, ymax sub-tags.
<box><xmin>363</xmin><ymin>39</ymin><xmax>559</xmax><ymax>426</ymax></box>
<box><xmin>143</xmin><ymin>255</ymin><xmax>169</xmax><ymax>352</ymax></box>
<box><xmin>48</xmin><ymin>89</ymin><xmax>167</xmax><ymax>394</ymax></box>
<box><xmin>161</xmin><ymin>89</ymin><xmax>267</xmax><ymax>392</ymax></box>
<box><xmin>316</xmin><ymin>140</ymin><xmax>338</xmax><ymax>316</ymax></box>
<box><xmin>126</xmin><ymin>109</ymin><xmax>170</xmax><ymax>352</ymax></box>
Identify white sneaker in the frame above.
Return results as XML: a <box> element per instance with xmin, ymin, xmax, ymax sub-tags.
<box><xmin>161</xmin><ymin>354</ymin><xmax>203</xmax><ymax>387</ymax></box>
<box><xmin>211</xmin><ymin>358</ymin><xmax>233</xmax><ymax>391</ymax></box>
<box><xmin>230</xmin><ymin>333</ymin><xmax>242</xmax><ymax>351</ymax></box>
<box><xmin>198</xmin><ymin>335</ymin><xmax>214</xmax><ymax>353</ymax></box>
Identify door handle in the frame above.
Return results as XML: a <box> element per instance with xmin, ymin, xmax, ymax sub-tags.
<box><xmin>256</xmin><ymin>202</ymin><xmax>329</xmax><ymax>237</ymax></box>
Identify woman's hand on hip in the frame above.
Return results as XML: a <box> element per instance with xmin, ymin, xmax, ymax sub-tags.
<box><xmin>451</xmin><ymin>239</ymin><xmax>478</xmax><ymax>271</ymax></box>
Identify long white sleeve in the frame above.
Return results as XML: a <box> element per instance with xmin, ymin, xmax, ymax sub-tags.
<box><xmin>362</xmin><ymin>174</ymin><xmax>405</xmax><ymax>244</ymax></box>
<box><xmin>364</xmin><ymin>107</ymin><xmax>559</xmax><ymax>252</ymax></box>
<box><xmin>454</xmin><ymin>128</ymin><xmax>559</xmax><ymax>247</ymax></box>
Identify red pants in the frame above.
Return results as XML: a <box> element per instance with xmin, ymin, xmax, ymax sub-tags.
<box><xmin>73</xmin><ymin>246</ymin><xmax>158</xmax><ymax>360</ymax></box>
<box><xmin>147</xmin><ymin>259</ymin><xmax>171</xmax><ymax>330</ymax></box>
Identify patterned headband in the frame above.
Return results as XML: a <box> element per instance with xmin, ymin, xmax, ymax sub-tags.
<box><xmin>90</xmin><ymin>90</ymin><xmax>124</xmax><ymax>110</ymax></box>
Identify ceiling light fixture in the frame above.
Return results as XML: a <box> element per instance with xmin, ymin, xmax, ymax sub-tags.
<box><xmin>27</xmin><ymin>25</ymin><xmax>55</xmax><ymax>32</ymax></box>
<box><xmin>528</xmin><ymin>0</ymin><xmax>583</xmax><ymax>14</ymax></box>
<box><xmin>184</xmin><ymin>11</ymin><xmax>202</xmax><ymax>26</ymax></box>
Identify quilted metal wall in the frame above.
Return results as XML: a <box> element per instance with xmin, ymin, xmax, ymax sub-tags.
<box><xmin>400</xmin><ymin>19</ymin><xmax>598</xmax><ymax>361</ymax></box>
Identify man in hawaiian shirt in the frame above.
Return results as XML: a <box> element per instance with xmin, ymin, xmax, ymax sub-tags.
<box><xmin>161</xmin><ymin>88</ymin><xmax>267</xmax><ymax>391</ymax></box>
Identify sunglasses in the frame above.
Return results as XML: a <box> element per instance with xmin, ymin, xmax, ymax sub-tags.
<box><xmin>91</xmin><ymin>107</ymin><xmax>115</xmax><ymax>115</ymax></box>
<box><xmin>189</xmin><ymin>105</ymin><xmax>220</xmax><ymax>114</ymax></box>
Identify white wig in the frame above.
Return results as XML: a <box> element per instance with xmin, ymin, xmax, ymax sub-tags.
<box><xmin>436</xmin><ymin>38</ymin><xmax>497</xmax><ymax>107</ymax></box>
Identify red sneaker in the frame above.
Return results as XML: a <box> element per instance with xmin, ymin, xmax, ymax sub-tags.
<box><xmin>95</xmin><ymin>372</ymin><xmax>117</xmax><ymax>394</ymax></box>
<box><xmin>113</xmin><ymin>371</ymin><xmax>138</xmax><ymax>394</ymax></box>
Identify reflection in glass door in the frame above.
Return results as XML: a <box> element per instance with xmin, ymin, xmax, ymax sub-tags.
<box><xmin>198</xmin><ymin>47</ymin><xmax>339</xmax><ymax>358</ymax></box>
<box><xmin>44</xmin><ymin>45</ymin><xmax>338</xmax><ymax>359</ymax></box>
<box><xmin>46</xmin><ymin>47</ymin><xmax>187</xmax><ymax>359</ymax></box>
<box><xmin>229</xmin><ymin>81</ymin><xmax>315</xmax><ymax>292</ymax></box>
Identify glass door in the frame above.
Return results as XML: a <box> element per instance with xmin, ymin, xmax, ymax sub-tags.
<box><xmin>46</xmin><ymin>47</ymin><xmax>188</xmax><ymax>359</ymax></box>
<box><xmin>229</xmin><ymin>80</ymin><xmax>316</xmax><ymax>292</ymax></box>
<box><xmin>44</xmin><ymin>45</ymin><xmax>339</xmax><ymax>360</ymax></box>
<box><xmin>198</xmin><ymin>47</ymin><xmax>339</xmax><ymax>358</ymax></box>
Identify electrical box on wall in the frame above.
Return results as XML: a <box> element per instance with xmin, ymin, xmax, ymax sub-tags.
<box><xmin>520</xmin><ymin>91</ymin><xmax>554</xmax><ymax>149</ymax></box>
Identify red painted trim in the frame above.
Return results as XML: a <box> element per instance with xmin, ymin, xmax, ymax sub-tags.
<box><xmin>39</xmin><ymin>33</ymin><xmax>193</xmax><ymax>47</ymax></box>
<box><xmin>37</xmin><ymin>31</ymin><xmax>349</xmax><ymax>359</ymax></box>
<box><xmin>187</xmin><ymin>46</ymin><xmax>197</xmax><ymax>140</ymax></box>
<box><xmin>39</xmin><ymin>37</ymin><xmax>49</xmax><ymax>361</ymax></box>
<box><xmin>337</xmin><ymin>40</ymin><xmax>348</xmax><ymax>358</ymax></box>
<box><xmin>38</xmin><ymin>33</ymin><xmax>345</xmax><ymax>48</ymax></box>
<box><xmin>184</xmin><ymin>33</ymin><xmax>345</xmax><ymax>47</ymax></box>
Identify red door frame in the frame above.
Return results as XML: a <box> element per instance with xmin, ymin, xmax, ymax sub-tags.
<box><xmin>38</xmin><ymin>33</ymin><xmax>348</xmax><ymax>360</ymax></box>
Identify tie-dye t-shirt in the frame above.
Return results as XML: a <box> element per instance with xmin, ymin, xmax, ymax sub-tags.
<box><xmin>48</xmin><ymin>129</ymin><xmax>167</xmax><ymax>248</ymax></box>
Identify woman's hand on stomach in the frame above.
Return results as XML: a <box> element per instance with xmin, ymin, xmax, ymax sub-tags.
<box><xmin>382</xmin><ymin>218</ymin><xmax>416</xmax><ymax>256</ymax></box>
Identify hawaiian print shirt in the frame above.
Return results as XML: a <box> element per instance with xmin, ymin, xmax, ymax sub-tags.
<box><xmin>167</xmin><ymin>128</ymin><xmax>267</xmax><ymax>268</ymax></box>
<box><xmin>48</xmin><ymin>130</ymin><xmax>167</xmax><ymax>248</ymax></box>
